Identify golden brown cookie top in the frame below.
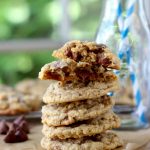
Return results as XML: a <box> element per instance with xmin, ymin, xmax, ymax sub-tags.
<box><xmin>52</xmin><ymin>40</ymin><xmax>120</xmax><ymax>70</ymax></box>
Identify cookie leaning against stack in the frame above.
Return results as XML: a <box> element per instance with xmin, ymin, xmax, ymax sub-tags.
<box><xmin>39</xmin><ymin>40</ymin><xmax>123</xmax><ymax>150</ymax></box>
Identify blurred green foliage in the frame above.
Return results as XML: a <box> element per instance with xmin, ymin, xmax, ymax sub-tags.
<box><xmin>0</xmin><ymin>0</ymin><xmax>102</xmax><ymax>40</ymax></box>
<box><xmin>0</xmin><ymin>0</ymin><xmax>54</xmax><ymax>39</ymax></box>
<box><xmin>0</xmin><ymin>51</ymin><xmax>56</xmax><ymax>85</ymax></box>
<box><xmin>69</xmin><ymin>0</ymin><xmax>103</xmax><ymax>39</ymax></box>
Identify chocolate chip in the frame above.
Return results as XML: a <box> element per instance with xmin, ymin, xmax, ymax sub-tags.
<box><xmin>0</xmin><ymin>120</ymin><xmax>9</xmax><ymax>135</ymax></box>
<box><xmin>65</xmin><ymin>47</ymin><xmax>72</xmax><ymax>58</ymax></box>
<box><xmin>92</xmin><ymin>49</ymin><xmax>101</xmax><ymax>54</ymax></box>
<box><xmin>4</xmin><ymin>130</ymin><xmax>17</xmax><ymax>143</ymax></box>
<box><xmin>15</xmin><ymin>128</ymin><xmax>28</xmax><ymax>142</ymax></box>
<box><xmin>4</xmin><ymin>127</ymin><xmax>28</xmax><ymax>143</ymax></box>
<box><xmin>75</xmin><ymin>69</ymin><xmax>90</xmax><ymax>81</ymax></box>
<box><xmin>13</xmin><ymin>115</ymin><xmax>25</xmax><ymax>125</ymax></box>
<box><xmin>102</xmin><ymin>58</ymin><xmax>111</xmax><ymax>67</ymax></box>
<box><xmin>3</xmin><ymin>116</ymin><xmax>29</xmax><ymax>143</ymax></box>
<box><xmin>76</xmin><ymin>53</ymin><xmax>82</xmax><ymax>61</ymax></box>
<box><xmin>84</xmin><ymin>80</ymin><xmax>90</xmax><ymax>86</ymax></box>
<box><xmin>90</xmin><ymin>135</ymin><xmax>99</xmax><ymax>141</ymax></box>
<box><xmin>72</xmin><ymin>52</ymin><xmax>82</xmax><ymax>62</ymax></box>
<box><xmin>97</xmin><ymin>53</ymin><xmax>111</xmax><ymax>67</ymax></box>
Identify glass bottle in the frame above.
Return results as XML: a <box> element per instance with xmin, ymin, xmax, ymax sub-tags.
<box><xmin>95</xmin><ymin>0</ymin><xmax>150</xmax><ymax>129</ymax></box>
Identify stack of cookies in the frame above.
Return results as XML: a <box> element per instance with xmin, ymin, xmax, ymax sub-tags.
<box><xmin>39</xmin><ymin>41</ymin><xmax>123</xmax><ymax>150</ymax></box>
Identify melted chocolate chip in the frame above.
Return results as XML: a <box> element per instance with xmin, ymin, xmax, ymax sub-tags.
<box><xmin>62</xmin><ymin>67</ymin><xmax>70</xmax><ymax>77</ymax></box>
<box><xmin>65</xmin><ymin>48</ymin><xmax>82</xmax><ymax>62</ymax></box>
<box><xmin>76</xmin><ymin>53</ymin><xmax>82</xmax><ymax>61</ymax></box>
<box><xmin>102</xmin><ymin>58</ymin><xmax>111</xmax><ymax>67</ymax></box>
<box><xmin>0</xmin><ymin>120</ymin><xmax>9</xmax><ymax>135</ymax></box>
<box><xmin>64</xmin><ymin>71</ymin><xmax>70</xmax><ymax>77</ymax></box>
<box><xmin>92</xmin><ymin>49</ymin><xmax>102</xmax><ymax>54</ymax></box>
<box><xmin>75</xmin><ymin>69</ymin><xmax>97</xmax><ymax>82</ymax></box>
<box><xmin>75</xmin><ymin>69</ymin><xmax>91</xmax><ymax>81</ymax></box>
<box><xmin>45</xmin><ymin>71</ymin><xmax>62</xmax><ymax>81</ymax></box>
<box><xmin>84</xmin><ymin>80</ymin><xmax>90</xmax><ymax>86</ymax></box>
<box><xmin>90</xmin><ymin>135</ymin><xmax>100</xmax><ymax>141</ymax></box>
<box><xmin>97</xmin><ymin>54</ymin><xmax>111</xmax><ymax>67</ymax></box>
<box><xmin>65</xmin><ymin>47</ymin><xmax>72</xmax><ymax>58</ymax></box>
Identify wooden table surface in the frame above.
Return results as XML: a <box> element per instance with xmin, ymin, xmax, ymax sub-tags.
<box><xmin>1</xmin><ymin>121</ymin><xmax>150</xmax><ymax>150</ymax></box>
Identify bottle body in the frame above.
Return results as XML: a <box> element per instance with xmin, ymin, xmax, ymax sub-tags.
<box><xmin>96</xmin><ymin>0</ymin><xmax>150</xmax><ymax>128</ymax></box>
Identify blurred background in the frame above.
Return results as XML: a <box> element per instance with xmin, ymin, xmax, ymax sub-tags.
<box><xmin>0</xmin><ymin>0</ymin><xmax>103</xmax><ymax>85</ymax></box>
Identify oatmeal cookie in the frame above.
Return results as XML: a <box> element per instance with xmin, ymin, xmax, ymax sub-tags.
<box><xmin>42</xmin><ymin>112</ymin><xmax>120</xmax><ymax>139</ymax></box>
<box><xmin>42</xmin><ymin>95</ymin><xmax>114</xmax><ymax>126</ymax></box>
<box><xmin>41</xmin><ymin>132</ymin><xmax>123</xmax><ymax>150</ymax></box>
<box><xmin>43</xmin><ymin>80</ymin><xmax>119</xmax><ymax>104</ymax></box>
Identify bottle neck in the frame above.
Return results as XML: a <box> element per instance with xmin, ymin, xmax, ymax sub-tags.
<box><xmin>95</xmin><ymin>0</ymin><xmax>148</xmax><ymax>44</ymax></box>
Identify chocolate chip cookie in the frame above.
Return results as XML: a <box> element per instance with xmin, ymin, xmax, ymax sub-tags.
<box><xmin>0</xmin><ymin>89</ymin><xmax>41</xmax><ymax>115</ymax></box>
<box><xmin>39</xmin><ymin>59</ymin><xmax>117</xmax><ymax>84</ymax></box>
<box><xmin>52</xmin><ymin>40</ymin><xmax>120</xmax><ymax>70</ymax></box>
